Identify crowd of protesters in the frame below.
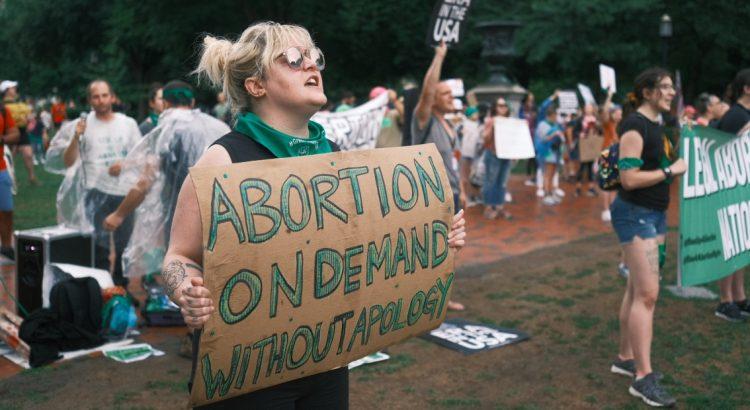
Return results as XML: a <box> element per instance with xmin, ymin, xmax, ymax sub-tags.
<box><xmin>0</xmin><ymin>21</ymin><xmax>748</xmax><ymax>407</ymax></box>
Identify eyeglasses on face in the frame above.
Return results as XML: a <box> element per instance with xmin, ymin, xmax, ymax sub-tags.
<box><xmin>278</xmin><ymin>46</ymin><xmax>325</xmax><ymax>71</ymax></box>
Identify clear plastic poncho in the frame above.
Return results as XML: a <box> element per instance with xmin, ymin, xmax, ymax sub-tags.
<box><xmin>119</xmin><ymin>108</ymin><xmax>230</xmax><ymax>277</ymax></box>
<box><xmin>45</xmin><ymin>116</ymin><xmax>107</xmax><ymax>235</ymax></box>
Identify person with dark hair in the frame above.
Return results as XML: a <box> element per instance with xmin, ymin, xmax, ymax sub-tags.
<box><xmin>335</xmin><ymin>90</ymin><xmax>356</xmax><ymax>112</ymax></box>
<box><xmin>535</xmin><ymin>105</ymin><xmax>565</xmax><ymax>206</ymax></box>
<box><xmin>609</xmin><ymin>67</ymin><xmax>686</xmax><ymax>408</ymax></box>
<box><xmin>694</xmin><ymin>93</ymin><xmax>721</xmax><ymax>126</ymax></box>
<box><xmin>55</xmin><ymin>79</ymin><xmax>142</xmax><ymax>287</ymax></box>
<box><xmin>139</xmin><ymin>83</ymin><xmax>164</xmax><ymax>135</ymax></box>
<box><xmin>103</xmin><ymin>79</ymin><xmax>230</xmax><ymax>278</ymax></box>
<box><xmin>481</xmin><ymin>97</ymin><xmax>513</xmax><ymax>219</ymax></box>
<box><xmin>714</xmin><ymin>68</ymin><xmax>750</xmax><ymax>322</ymax></box>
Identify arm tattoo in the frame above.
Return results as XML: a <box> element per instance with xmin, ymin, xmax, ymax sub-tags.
<box><xmin>646</xmin><ymin>246</ymin><xmax>659</xmax><ymax>275</ymax></box>
<box><xmin>163</xmin><ymin>260</ymin><xmax>187</xmax><ymax>297</ymax></box>
<box><xmin>186</xmin><ymin>263</ymin><xmax>204</xmax><ymax>273</ymax></box>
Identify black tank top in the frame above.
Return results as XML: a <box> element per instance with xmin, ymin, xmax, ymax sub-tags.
<box><xmin>211</xmin><ymin>130</ymin><xmax>340</xmax><ymax>163</ymax></box>
<box><xmin>616</xmin><ymin>113</ymin><xmax>669</xmax><ymax>211</ymax></box>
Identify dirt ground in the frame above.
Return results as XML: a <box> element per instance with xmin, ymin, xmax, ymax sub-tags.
<box><xmin>1</xmin><ymin>230</ymin><xmax>748</xmax><ymax>410</ymax></box>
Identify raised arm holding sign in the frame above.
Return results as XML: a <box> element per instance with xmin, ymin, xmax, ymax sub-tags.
<box><xmin>163</xmin><ymin>22</ymin><xmax>466</xmax><ymax>408</ymax></box>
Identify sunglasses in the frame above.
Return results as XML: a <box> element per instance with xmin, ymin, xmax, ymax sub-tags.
<box><xmin>278</xmin><ymin>46</ymin><xmax>326</xmax><ymax>71</ymax></box>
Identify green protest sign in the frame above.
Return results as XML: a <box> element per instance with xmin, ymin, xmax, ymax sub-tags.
<box><xmin>679</xmin><ymin>126</ymin><xmax>750</xmax><ymax>286</ymax></box>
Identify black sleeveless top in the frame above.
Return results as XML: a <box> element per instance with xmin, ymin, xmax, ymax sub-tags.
<box><xmin>190</xmin><ymin>130</ymin><xmax>344</xmax><ymax>408</ymax></box>
<box><xmin>617</xmin><ymin>113</ymin><xmax>669</xmax><ymax>211</ymax></box>
<box><xmin>212</xmin><ymin>130</ymin><xmax>340</xmax><ymax>163</ymax></box>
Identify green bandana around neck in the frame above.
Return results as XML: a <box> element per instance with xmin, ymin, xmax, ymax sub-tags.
<box><xmin>148</xmin><ymin>112</ymin><xmax>159</xmax><ymax>126</ymax></box>
<box><xmin>234</xmin><ymin>111</ymin><xmax>332</xmax><ymax>158</ymax></box>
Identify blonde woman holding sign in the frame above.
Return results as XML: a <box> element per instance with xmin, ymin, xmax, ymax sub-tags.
<box><xmin>162</xmin><ymin>22</ymin><xmax>467</xmax><ymax>408</ymax></box>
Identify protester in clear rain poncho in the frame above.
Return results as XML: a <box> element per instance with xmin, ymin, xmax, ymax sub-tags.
<box><xmin>44</xmin><ymin>80</ymin><xmax>141</xmax><ymax>286</ymax></box>
<box><xmin>101</xmin><ymin>80</ymin><xmax>230</xmax><ymax>278</ymax></box>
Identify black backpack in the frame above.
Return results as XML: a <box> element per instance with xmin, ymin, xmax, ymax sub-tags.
<box><xmin>49</xmin><ymin>277</ymin><xmax>103</xmax><ymax>335</ymax></box>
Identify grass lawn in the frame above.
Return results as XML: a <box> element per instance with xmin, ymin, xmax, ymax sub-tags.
<box><xmin>2</xmin><ymin>152</ymin><xmax>748</xmax><ymax>409</ymax></box>
<box><xmin>11</xmin><ymin>153</ymin><xmax>63</xmax><ymax>231</ymax></box>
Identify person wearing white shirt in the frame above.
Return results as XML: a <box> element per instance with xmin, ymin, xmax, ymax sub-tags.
<box><xmin>62</xmin><ymin>80</ymin><xmax>141</xmax><ymax>287</ymax></box>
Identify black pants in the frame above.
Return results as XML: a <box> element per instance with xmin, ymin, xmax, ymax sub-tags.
<box><xmin>84</xmin><ymin>189</ymin><xmax>134</xmax><ymax>287</ymax></box>
<box><xmin>191</xmin><ymin>332</ymin><xmax>348</xmax><ymax>409</ymax></box>
<box><xmin>577</xmin><ymin>161</ymin><xmax>594</xmax><ymax>183</ymax></box>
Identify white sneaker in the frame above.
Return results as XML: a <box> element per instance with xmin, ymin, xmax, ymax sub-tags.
<box><xmin>542</xmin><ymin>195</ymin><xmax>557</xmax><ymax>206</ymax></box>
<box><xmin>601</xmin><ymin>210</ymin><xmax>612</xmax><ymax>222</ymax></box>
<box><xmin>554</xmin><ymin>188</ymin><xmax>566</xmax><ymax>197</ymax></box>
<box><xmin>536</xmin><ymin>188</ymin><xmax>545</xmax><ymax>198</ymax></box>
<box><xmin>32</xmin><ymin>158</ymin><xmax>39</xmax><ymax>166</ymax></box>
<box><xmin>505</xmin><ymin>192</ymin><xmax>513</xmax><ymax>203</ymax></box>
<box><xmin>524</xmin><ymin>179</ymin><xmax>535</xmax><ymax>187</ymax></box>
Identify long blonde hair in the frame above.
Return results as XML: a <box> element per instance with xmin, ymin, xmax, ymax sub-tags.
<box><xmin>194</xmin><ymin>22</ymin><xmax>317</xmax><ymax>115</ymax></box>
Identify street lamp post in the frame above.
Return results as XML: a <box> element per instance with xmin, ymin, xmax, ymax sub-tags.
<box><xmin>659</xmin><ymin>14</ymin><xmax>672</xmax><ymax>68</ymax></box>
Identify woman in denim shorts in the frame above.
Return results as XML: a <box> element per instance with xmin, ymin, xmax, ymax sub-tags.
<box><xmin>608</xmin><ymin>68</ymin><xmax>687</xmax><ymax>408</ymax></box>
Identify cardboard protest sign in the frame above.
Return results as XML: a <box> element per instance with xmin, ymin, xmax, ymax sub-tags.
<box><xmin>578</xmin><ymin>134</ymin><xmax>605</xmax><ymax>162</ymax></box>
<box><xmin>426</xmin><ymin>0</ymin><xmax>473</xmax><ymax>46</ymax></box>
<box><xmin>577</xmin><ymin>83</ymin><xmax>596</xmax><ymax>106</ymax></box>
<box><xmin>421</xmin><ymin>318</ymin><xmax>530</xmax><ymax>354</ymax></box>
<box><xmin>445</xmin><ymin>79</ymin><xmax>465</xmax><ymax>97</ymax></box>
<box><xmin>599</xmin><ymin>64</ymin><xmax>616</xmax><ymax>93</ymax></box>
<box><xmin>558</xmin><ymin>90</ymin><xmax>579</xmax><ymax>114</ymax></box>
<box><xmin>493</xmin><ymin>117</ymin><xmax>535</xmax><ymax>160</ymax></box>
<box><xmin>679</xmin><ymin>127</ymin><xmax>750</xmax><ymax>286</ymax></box>
<box><xmin>312</xmin><ymin>92</ymin><xmax>388</xmax><ymax>151</ymax></box>
<box><xmin>189</xmin><ymin>145</ymin><xmax>456</xmax><ymax>406</ymax></box>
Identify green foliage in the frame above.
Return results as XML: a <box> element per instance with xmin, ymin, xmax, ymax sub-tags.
<box><xmin>0</xmin><ymin>0</ymin><xmax>748</xmax><ymax>118</ymax></box>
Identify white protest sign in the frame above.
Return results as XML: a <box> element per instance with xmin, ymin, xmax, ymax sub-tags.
<box><xmin>577</xmin><ymin>83</ymin><xmax>596</xmax><ymax>106</ymax></box>
<box><xmin>445</xmin><ymin>79</ymin><xmax>465</xmax><ymax>97</ymax></box>
<box><xmin>599</xmin><ymin>64</ymin><xmax>616</xmax><ymax>93</ymax></box>
<box><xmin>493</xmin><ymin>117</ymin><xmax>535</xmax><ymax>160</ymax></box>
<box><xmin>558</xmin><ymin>90</ymin><xmax>579</xmax><ymax>114</ymax></box>
<box><xmin>426</xmin><ymin>0</ymin><xmax>473</xmax><ymax>46</ymax></box>
<box><xmin>312</xmin><ymin>92</ymin><xmax>388</xmax><ymax>151</ymax></box>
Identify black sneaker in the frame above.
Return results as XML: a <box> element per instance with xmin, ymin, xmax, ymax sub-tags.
<box><xmin>629</xmin><ymin>373</ymin><xmax>676</xmax><ymax>407</ymax></box>
<box><xmin>611</xmin><ymin>358</ymin><xmax>635</xmax><ymax>377</ymax></box>
<box><xmin>736</xmin><ymin>299</ymin><xmax>750</xmax><ymax>317</ymax></box>
<box><xmin>715</xmin><ymin>302</ymin><xmax>745</xmax><ymax>322</ymax></box>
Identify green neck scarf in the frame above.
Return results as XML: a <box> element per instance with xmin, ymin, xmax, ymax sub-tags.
<box><xmin>234</xmin><ymin>112</ymin><xmax>331</xmax><ymax>158</ymax></box>
<box><xmin>148</xmin><ymin>113</ymin><xmax>159</xmax><ymax>127</ymax></box>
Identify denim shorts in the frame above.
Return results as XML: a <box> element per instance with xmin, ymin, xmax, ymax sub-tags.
<box><xmin>0</xmin><ymin>170</ymin><xmax>12</xmax><ymax>211</ymax></box>
<box><xmin>610</xmin><ymin>196</ymin><xmax>666</xmax><ymax>244</ymax></box>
